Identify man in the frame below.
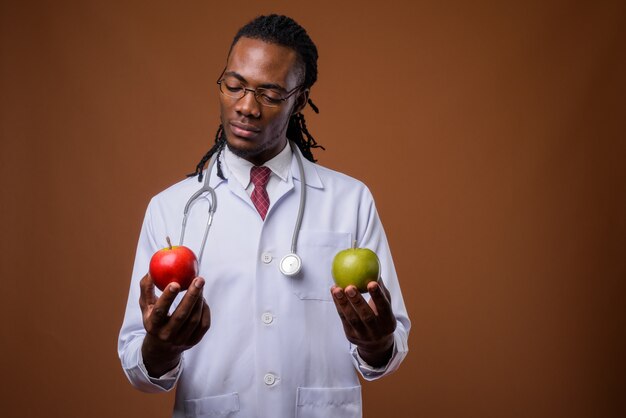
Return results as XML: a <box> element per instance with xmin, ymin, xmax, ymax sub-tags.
<box><xmin>119</xmin><ymin>14</ymin><xmax>410</xmax><ymax>418</ymax></box>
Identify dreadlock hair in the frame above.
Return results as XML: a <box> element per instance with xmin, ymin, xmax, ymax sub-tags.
<box><xmin>189</xmin><ymin>125</ymin><xmax>226</xmax><ymax>182</ymax></box>
<box><xmin>187</xmin><ymin>14</ymin><xmax>324</xmax><ymax>182</ymax></box>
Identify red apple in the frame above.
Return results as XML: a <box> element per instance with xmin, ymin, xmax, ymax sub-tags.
<box><xmin>331</xmin><ymin>243</ymin><xmax>380</xmax><ymax>293</ymax></box>
<box><xmin>149</xmin><ymin>237</ymin><xmax>199</xmax><ymax>291</ymax></box>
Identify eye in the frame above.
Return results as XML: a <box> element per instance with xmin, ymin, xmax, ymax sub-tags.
<box><xmin>257</xmin><ymin>89</ymin><xmax>283</xmax><ymax>105</ymax></box>
<box><xmin>224</xmin><ymin>83</ymin><xmax>243</xmax><ymax>93</ymax></box>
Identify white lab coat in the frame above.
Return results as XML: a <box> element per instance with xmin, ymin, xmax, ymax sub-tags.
<box><xmin>118</xmin><ymin>148</ymin><xmax>410</xmax><ymax>418</ymax></box>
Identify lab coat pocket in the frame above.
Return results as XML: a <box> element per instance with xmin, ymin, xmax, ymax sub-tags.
<box><xmin>291</xmin><ymin>230</ymin><xmax>351</xmax><ymax>301</ymax></box>
<box><xmin>295</xmin><ymin>386</ymin><xmax>362</xmax><ymax>418</ymax></box>
<box><xmin>183</xmin><ymin>392</ymin><xmax>240</xmax><ymax>417</ymax></box>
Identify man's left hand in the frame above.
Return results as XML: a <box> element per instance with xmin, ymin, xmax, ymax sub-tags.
<box><xmin>331</xmin><ymin>278</ymin><xmax>396</xmax><ymax>368</ymax></box>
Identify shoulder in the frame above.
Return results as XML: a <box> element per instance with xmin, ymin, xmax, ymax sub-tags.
<box><xmin>147</xmin><ymin>175</ymin><xmax>204</xmax><ymax>211</ymax></box>
<box><xmin>306</xmin><ymin>160</ymin><xmax>375</xmax><ymax>202</ymax></box>
<box><xmin>311</xmin><ymin>159</ymin><xmax>367</xmax><ymax>186</ymax></box>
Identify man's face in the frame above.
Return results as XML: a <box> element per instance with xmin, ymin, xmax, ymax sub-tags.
<box><xmin>219</xmin><ymin>37</ymin><xmax>307</xmax><ymax>165</ymax></box>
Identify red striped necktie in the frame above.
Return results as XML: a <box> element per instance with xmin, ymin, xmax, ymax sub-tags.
<box><xmin>250</xmin><ymin>166</ymin><xmax>271</xmax><ymax>220</ymax></box>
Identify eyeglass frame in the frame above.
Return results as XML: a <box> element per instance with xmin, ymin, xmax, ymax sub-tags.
<box><xmin>216</xmin><ymin>76</ymin><xmax>303</xmax><ymax>108</ymax></box>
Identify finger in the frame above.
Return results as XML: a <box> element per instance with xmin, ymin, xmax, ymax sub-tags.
<box><xmin>139</xmin><ymin>274</ymin><xmax>157</xmax><ymax>310</ymax></box>
<box><xmin>164</xmin><ymin>277</ymin><xmax>205</xmax><ymax>333</ymax></box>
<box><xmin>367</xmin><ymin>280</ymin><xmax>393</xmax><ymax>322</ymax></box>
<box><xmin>377</xmin><ymin>277</ymin><xmax>392</xmax><ymax>302</ymax></box>
<box><xmin>334</xmin><ymin>286</ymin><xmax>368</xmax><ymax>336</ymax></box>
<box><xmin>147</xmin><ymin>281</ymin><xmax>181</xmax><ymax>329</ymax></box>
<box><xmin>187</xmin><ymin>300</ymin><xmax>211</xmax><ymax>347</ymax></box>
<box><xmin>331</xmin><ymin>285</ymin><xmax>353</xmax><ymax>320</ymax></box>
<box><xmin>344</xmin><ymin>285</ymin><xmax>377</xmax><ymax>330</ymax></box>
<box><xmin>174</xmin><ymin>293</ymin><xmax>205</xmax><ymax>344</ymax></box>
<box><xmin>331</xmin><ymin>286</ymin><xmax>357</xmax><ymax>334</ymax></box>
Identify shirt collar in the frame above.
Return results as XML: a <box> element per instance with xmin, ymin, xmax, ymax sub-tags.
<box><xmin>223</xmin><ymin>141</ymin><xmax>292</xmax><ymax>189</ymax></box>
<box><xmin>206</xmin><ymin>141</ymin><xmax>324</xmax><ymax>190</ymax></box>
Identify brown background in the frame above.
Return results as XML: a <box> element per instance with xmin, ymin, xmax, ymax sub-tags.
<box><xmin>1</xmin><ymin>1</ymin><xmax>625</xmax><ymax>417</ymax></box>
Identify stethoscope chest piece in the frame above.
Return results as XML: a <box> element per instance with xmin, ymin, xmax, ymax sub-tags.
<box><xmin>280</xmin><ymin>253</ymin><xmax>302</xmax><ymax>276</ymax></box>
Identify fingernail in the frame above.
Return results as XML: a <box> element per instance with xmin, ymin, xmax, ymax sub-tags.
<box><xmin>334</xmin><ymin>290</ymin><xmax>344</xmax><ymax>299</ymax></box>
<box><xmin>194</xmin><ymin>278</ymin><xmax>205</xmax><ymax>288</ymax></box>
<box><xmin>169</xmin><ymin>283</ymin><xmax>180</xmax><ymax>293</ymax></box>
<box><xmin>346</xmin><ymin>287</ymin><xmax>356</xmax><ymax>297</ymax></box>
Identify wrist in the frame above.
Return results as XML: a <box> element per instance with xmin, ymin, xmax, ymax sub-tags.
<box><xmin>142</xmin><ymin>335</ymin><xmax>181</xmax><ymax>378</ymax></box>
<box><xmin>357</xmin><ymin>335</ymin><xmax>394</xmax><ymax>368</ymax></box>
<box><xmin>358</xmin><ymin>335</ymin><xmax>394</xmax><ymax>354</ymax></box>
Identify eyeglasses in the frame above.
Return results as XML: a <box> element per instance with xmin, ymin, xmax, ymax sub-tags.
<box><xmin>217</xmin><ymin>78</ymin><xmax>302</xmax><ymax>108</ymax></box>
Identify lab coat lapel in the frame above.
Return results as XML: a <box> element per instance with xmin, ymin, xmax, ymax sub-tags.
<box><xmin>207</xmin><ymin>157</ymin><xmax>227</xmax><ymax>190</ymax></box>
<box><xmin>201</xmin><ymin>154</ymin><xmax>252</xmax><ymax>208</ymax></box>
<box><xmin>220</xmin><ymin>159</ymin><xmax>254</xmax><ymax>207</ymax></box>
<box><xmin>271</xmin><ymin>174</ymin><xmax>295</xmax><ymax>209</ymax></box>
<box><xmin>290</xmin><ymin>147</ymin><xmax>324</xmax><ymax>190</ymax></box>
<box><xmin>271</xmin><ymin>147</ymin><xmax>325</xmax><ymax>210</ymax></box>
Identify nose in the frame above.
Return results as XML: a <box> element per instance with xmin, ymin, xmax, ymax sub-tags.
<box><xmin>235</xmin><ymin>88</ymin><xmax>261</xmax><ymax>118</ymax></box>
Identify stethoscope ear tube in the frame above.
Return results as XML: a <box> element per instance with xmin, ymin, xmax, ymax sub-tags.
<box><xmin>180</xmin><ymin>155</ymin><xmax>219</xmax><ymax>264</ymax></box>
<box><xmin>288</xmin><ymin>141</ymin><xmax>306</xmax><ymax>259</ymax></box>
<box><xmin>196</xmin><ymin>185</ymin><xmax>217</xmax><ymax>265</ymax></box>
<box><xmin>280</xmin><ymin>141</ymin><xmax>307</xmax><ymax>277</ymax></box>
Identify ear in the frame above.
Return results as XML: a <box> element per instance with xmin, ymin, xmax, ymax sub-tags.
<box><xmin>292</xmin><ymin>88</ymin><xmax>310</xmax><ymax>115</ymax></box>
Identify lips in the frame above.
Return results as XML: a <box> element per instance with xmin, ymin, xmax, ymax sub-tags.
<box><xmin>229</xmin><ymin>121</ymin><xmax>261</xmax><ymax>139</ymax></box>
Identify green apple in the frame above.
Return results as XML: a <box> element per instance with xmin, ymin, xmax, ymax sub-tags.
<box><xmin>331</xmin><ymin>245</ymin><xmax>380</xmax><ymax>293</ymax></box>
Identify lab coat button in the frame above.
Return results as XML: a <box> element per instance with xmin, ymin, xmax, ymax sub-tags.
<box><xmin>262</xmin><ymin>253</ymin><xmax>273</xmax><ymax>263</ymax></box>
<box><xmin>261</xmin><ymin>313</ymin><xmax>274</xmax><ymax>324</ymax></box>
<box><xmin>264</xmin><ymin>373</ymin><xmax>276</xmax><ymax>385</ymax></box>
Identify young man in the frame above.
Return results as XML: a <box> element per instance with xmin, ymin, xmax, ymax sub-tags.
<box><xmin>119</xmin><ymin>14</ymin><xmax>410</xmax><ymax>418</ymax></box>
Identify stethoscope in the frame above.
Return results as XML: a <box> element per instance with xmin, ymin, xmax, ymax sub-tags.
<box><xmin>179</xmin><ymin>140</ymin><xmax>306</xmax><ymax>276</ymax></box>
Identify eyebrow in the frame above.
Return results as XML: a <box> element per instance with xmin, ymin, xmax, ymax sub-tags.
<box><xmin>223</xmin><ymin>71</ymin><xmax>287</xmax><ymax>92</ymax></box>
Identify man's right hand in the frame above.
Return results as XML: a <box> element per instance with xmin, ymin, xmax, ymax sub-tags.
<box><xmin>139</xmin><ymin>274</ymin><xmax>211</xmax><ymax>377</ymax></box>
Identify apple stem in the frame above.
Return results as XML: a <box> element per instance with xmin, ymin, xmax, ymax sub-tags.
<box><xmin>166</xmin><ymin>236</ymin><xmax>172</xmax><ymax>250</ymax></box>
<box><xmin>352</xmin><ymin>239</ymin><xmax>357</xmax><ymax>249</ymax></box>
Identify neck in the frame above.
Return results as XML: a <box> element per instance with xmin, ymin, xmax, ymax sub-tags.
<box><xmin>227</xmin><ymin>138</ymin><xmax>289</xmax><ymax>166</ymax></box>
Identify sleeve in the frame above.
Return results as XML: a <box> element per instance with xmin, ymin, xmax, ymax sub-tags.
<box><xmin>117</xmin><ymin>200</ymin><xmax>184</xmax><ymax>392</ymax></box>
<box><xmin>349</xmin><ymin>187</ymin><xmax>410</xmax><ymax>381</ymax></box>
